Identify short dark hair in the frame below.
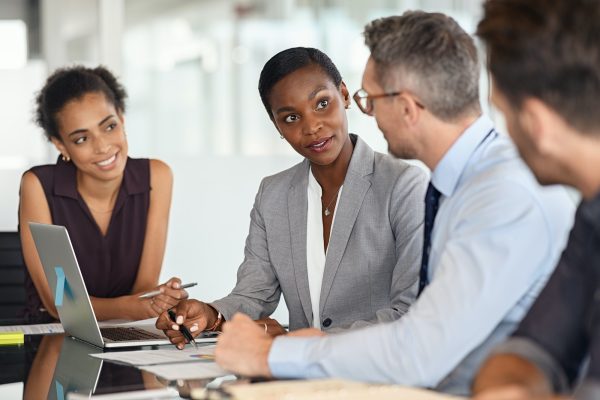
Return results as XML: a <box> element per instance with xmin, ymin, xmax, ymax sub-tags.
<box><xmin>363</xmin><ymin>12</ymin><xmax>481</xmax><ymax>121</ymax></box>
<box><xmin>477</xmin><ymin>0</ymin><xmax>600</xmax><ymax>133</ymax></box>
<box><xmin>35</xmin><ymin>65</ymin><xmax>128</xmax><ymax>141</ymax></box>
<box><xmin>258</xmin><ymin>47</ymin><xmax>342</xmax><ymax>119</ymax></box>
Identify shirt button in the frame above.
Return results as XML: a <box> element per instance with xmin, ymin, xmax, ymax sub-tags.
<box><xmin>322</xmin><ymin>318</ymin><xmax>332</xmax><ymax>327</ymax></box>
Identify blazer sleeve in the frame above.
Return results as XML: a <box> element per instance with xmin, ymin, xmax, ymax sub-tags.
<box><xmin>344</xmin><ymin>164</ymin><xmax>426</xmax><ymax>330</ymax></box>
<box><xmin>210</xmin><ymin>178</ymin><xmax>282</xmax><ymax>320</ymax></box>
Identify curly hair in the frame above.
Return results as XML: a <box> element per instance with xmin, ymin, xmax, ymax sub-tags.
<box><xmin>35</xmin><ymin>65</ymin><xmax>128</xmax><ymax>140</ymax></box>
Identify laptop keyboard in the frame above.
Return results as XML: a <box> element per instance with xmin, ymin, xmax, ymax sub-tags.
<box><xmin>100</xmin><ymin>327</ymin><xmax>164</xmax><ymax>342</ymax></box>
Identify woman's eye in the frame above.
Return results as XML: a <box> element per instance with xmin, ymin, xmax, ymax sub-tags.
<box><xmin>284</xmin><ymin>114</ymin><xmax>299</xmax><ymax>123</ymax></box>
<box><xmin>74</xmin><ymin>137</ymin><xmax>86</xmax><ymax>145</ymax></box>
<box><xmin>316</xmin><ymin>99</ymin><xmax>329</xmax><ymax>110</ymax></box>
<box><xmin>106</xmin><ymin>122</ymin><xmax>117</xmax><ymax>132</ymax></box>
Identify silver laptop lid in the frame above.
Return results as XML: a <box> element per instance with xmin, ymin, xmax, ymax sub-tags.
<box><xmin>29</xmin><ymin>222</ymin><xmax>105</xmax><ymax>347</ymax></box>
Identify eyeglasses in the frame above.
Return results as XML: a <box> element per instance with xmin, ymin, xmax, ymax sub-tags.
<box><xmin>352</xmin><ymin>88</ymin><xmax>425</xmax><ymax>115</ymax></box>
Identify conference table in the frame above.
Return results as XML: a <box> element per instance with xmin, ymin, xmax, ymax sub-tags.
<box><xmin>0</xmin><ymin>331</ymin><xmax>238</xmax><ymax>399</ymax></box>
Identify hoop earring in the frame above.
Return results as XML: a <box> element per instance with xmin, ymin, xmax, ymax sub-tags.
<box><xmin>61</xmin><ymin>155</ymin><xmax>71</xmax><ymax>162</ymax></box>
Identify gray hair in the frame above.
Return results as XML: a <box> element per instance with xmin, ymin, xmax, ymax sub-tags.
<box><xmin>364</xmin><ymin>12</ymin><xmax>481</xmax><ymax>121</ymax></box>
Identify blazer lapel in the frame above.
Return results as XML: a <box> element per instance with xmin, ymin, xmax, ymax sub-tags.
<box><xmin>288</xmin><ymin>160</ymin><xmax>313</xmax><ymax>324</ymax></box>
<box><xmin>319</xmin><ymin>135</ymin><xmax>374</xmax><ymax>312</ymax></box>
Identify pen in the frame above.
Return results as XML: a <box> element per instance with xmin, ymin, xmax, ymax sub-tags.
<box><xmin>139</xmin><ymin>282</ymin><xmax>198</xmax><ymax>298</ymax></box>
<box><xmin>168</xmin><ymin>309</ymin><xmax>198</xmax><ymax>349</ymax></box>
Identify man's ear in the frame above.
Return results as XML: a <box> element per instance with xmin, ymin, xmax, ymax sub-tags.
<box><xmin>520</xmin><ymin>98</ymin><xmax>559</xmax><ymax>155</ymax></box>
<box><xmin>397</xmin><ymin>92</ymin><xmax>422</xmax><ymax>126</ymax></box>
<box><xmin>339</xmin><ymin>81</ymin><xmax>351</xmax><ymax>109</ymax></box>
<box><xmin>50</xmin><ymin>136</ymin><xmax>68</xmax><ymax>158</ymax></box>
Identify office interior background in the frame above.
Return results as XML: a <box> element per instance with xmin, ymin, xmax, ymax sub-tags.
<box><xmin>0</xmin><ymin>0</ymin><xmax>498</xmax><ymax>323</ymax></box>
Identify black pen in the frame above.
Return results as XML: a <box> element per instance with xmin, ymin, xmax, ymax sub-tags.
<box><xmin>168</xmin><ymin>309</ymin><xmax>198</xmax><ymax>349</ymax></box>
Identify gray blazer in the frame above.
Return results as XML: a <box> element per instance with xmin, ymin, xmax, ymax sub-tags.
<box><xmin>212</xmin><ymin>135</ymin><xmax>427</xmax><ymax>331</ymax></box>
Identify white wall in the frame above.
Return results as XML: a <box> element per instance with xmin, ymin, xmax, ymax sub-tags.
<box><xmin>0</xmin><ymin>61</ymin><xmax>47</xmax><ymax>230</ymax></box>
<box><xmin>162</xmin><ymin>155</ymin><xmax>300</xmax><ymax>323</ymax></box>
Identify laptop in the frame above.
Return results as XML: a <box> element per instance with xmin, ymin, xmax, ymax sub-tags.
<box><xmin>29</xmin><ymin>222</ymin><xmax>217</xmax><ymax>348</ymax></box>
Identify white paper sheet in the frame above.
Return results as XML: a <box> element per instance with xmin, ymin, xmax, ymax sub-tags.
<box><xmin>140</xmin><ymin>362</ymin><xmax>229</xmax><ymax>381</ymax></box>
<box><xmin>0</xmin><ymin>317</ymin><xmax>158</xmax><ymax>336</ymax></box>
<box><xmin>223</xmin><ymin>380</ymin><xmax>467</xmax><ymax>400</ymax></box>
<box><xmin>67</xmin><ymin>388</ymin><xmax>179</xmax><ymax>400</ymax></box>
<box><xmin>91</xmin><ymin>345</ymin><xmax>216</xmax><ymax>366</ymax></box>
<box><xmin>0</xmin><ymin>323</ymin><xmax>63</xmax><ymax>335</ymax></box>
<box><xmin>0</xmin><ymin>382</ymin><xmax>24</xmax><ymax>399</ymax></box>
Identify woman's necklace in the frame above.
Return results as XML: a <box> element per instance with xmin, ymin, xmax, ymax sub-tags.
<box><xmin>323</xmin><ymin>186</ymin><xmax>342</xmax><ymax>217</ymax></box>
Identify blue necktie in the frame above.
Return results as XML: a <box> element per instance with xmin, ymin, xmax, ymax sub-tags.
<box><xmin>418</xmin><ymin>182</ymin><xmax>442</xmax><ymax>296</ymax></box>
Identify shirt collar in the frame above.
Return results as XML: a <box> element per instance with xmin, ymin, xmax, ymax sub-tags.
<box><xmin>53</xmin><ymin>156</ymin><xmax>146</xmax><ymax>199</ymax></box>
<box><xmin>431</xmin><ymin>115</ymin><xmax>495</xmax><ymax>198</ymax></box>
<box><xmin>308</xmin><ymin>167</ymin><xmax>323</xmax><ymax>195</ymax></box>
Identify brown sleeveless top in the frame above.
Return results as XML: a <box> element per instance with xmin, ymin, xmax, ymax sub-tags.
<box><xmin>21</xmin><ymin>157</ymin><xmax>150</xmax><ymax>320</ymax></box>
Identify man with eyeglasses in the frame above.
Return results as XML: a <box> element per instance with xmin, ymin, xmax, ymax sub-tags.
<box><xmin>211</xmin><ymin>12</ymin><xmax>575</xmax><ymax>395</ymax></box>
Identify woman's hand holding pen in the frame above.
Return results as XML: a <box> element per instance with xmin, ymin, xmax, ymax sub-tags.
<box><xmin>145</xmin><ymin>277</ymin><xmax>190</xmax><ymax>315</ymax></box>
<box><xmin>119</xmin><ymin>277</ymin><xmax>190</xmax><ymax>320</ymax></box>
<box><xmin>156</xmin><ymin>299</ymin><xmax>221</xmax><ymax>349</ymax></box>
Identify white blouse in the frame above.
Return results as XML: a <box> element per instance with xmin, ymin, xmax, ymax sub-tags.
<box><xmin>306</xmin><ymin>169</ymin><xmax>342</xmax><ymax>329</ymax></box>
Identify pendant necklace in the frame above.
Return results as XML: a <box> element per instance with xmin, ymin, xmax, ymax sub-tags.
<box><xmin>323</xmin><ymin>186</ymin><xmax>342</xmax><ymax>217</ymax></box>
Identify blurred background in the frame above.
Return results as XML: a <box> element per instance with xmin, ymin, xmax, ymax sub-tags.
<box><xmin>0</xmin><ymin>0</ymin><xmax>497</xmax><ymax>324</ymax></box>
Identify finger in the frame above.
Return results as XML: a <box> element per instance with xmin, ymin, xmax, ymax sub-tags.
<box><xmin>151</xmin><ymin>302</ymin><xmax>163</xmax><ymax>315</ymax></box>
<box><xmin>231</xmin><ymin>312</ymin><xmax>253</xmax><ymax>323</ymax></box>
<box><xmin>151</xmin><ymin>296</ymin><xmax>175</xmax><ymax>311</ymax></box>
<box><xmin>166</xmin><ymin>277</ymin><xmax>182</xmax><ymax>289</ymax></box>
<box><xmin>159</xmin><ymin>286</ymin><xmax>187</xmax><ymax>300</ymax></box>
<box><xmin>165</xmin><ymin>330</ymin><xmax>185</xmax><ymax>341</ymax></box>
<box><xmin>155</xmin><ymin>311</ymin><xmax>173</xmax><ymax>330</ymax></box>
<box><xmin>175</xmin><ymin>300</ymin><xmax>201</xmax><ymax>324</ymax></box>
<box><xmin>170</xmin><ymin>336</ymin><xmax>187</xmax><ymax>349</ymax></box>
<box><xmin>164</xmin><ymin>292</ymin><xmax>188</xmax><ymax>308</ymax></box>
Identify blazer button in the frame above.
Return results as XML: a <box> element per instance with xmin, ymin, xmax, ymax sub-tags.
<box><xmin>322</xmin><ymin>318</ymin><xmax>332</xmax><ymax>328</ymax></box>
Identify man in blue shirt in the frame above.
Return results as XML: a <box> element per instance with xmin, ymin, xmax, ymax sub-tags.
<box><xmin>472</xmin><ymin>1</ymin><xmax>600</xmax><ymax>400</ymax></box>
<box><xmin>169</xmin><ymin>12</ymin><xmax>575</xmax><ymax>395</ymax></box>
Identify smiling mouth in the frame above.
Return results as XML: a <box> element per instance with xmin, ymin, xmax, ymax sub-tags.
<box><xmin>96</xmin><ymin>153</ymin><xmax>117</xmax><ymax>166</ymax></box>
<box><xmin>306</xmin><ymin>137</ymin><xmax>332</xmax><ymax>149</ymax></box>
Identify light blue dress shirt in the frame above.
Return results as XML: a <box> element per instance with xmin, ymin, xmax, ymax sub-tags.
<box><xmin>267</xmin><ymin>115</ymin><xmax>575</xmax><ymax>395</ymax></box>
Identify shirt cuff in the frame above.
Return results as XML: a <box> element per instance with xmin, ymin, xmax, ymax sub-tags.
<box><xmin>493</xmin><ymin>337</ymin><xmax>569</xmax><ymax>393</ymax></box>
<box><xmin>268</xmin><ymin>336</ymin><xmax>323</xmax><ymax>379</ymax></box>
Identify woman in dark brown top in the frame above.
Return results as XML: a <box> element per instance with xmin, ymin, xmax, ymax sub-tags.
<box><xmin>19</xmin><ymin>66</ymin><xmax>187</xmax><ymax>321</ymax></box>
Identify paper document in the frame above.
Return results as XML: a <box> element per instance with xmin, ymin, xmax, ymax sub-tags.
<box><xmin>221</xmin><ymin>379</ymin><xmax>466</xmax><ymax>400</ymax></box>
<box><xmin>0</xmin><ymin>318</ymin><xmax>158</xmax><ymax>336</ymax></box>
<box><xmin>91</xmin><ymin>345</ymin><xmax>215</xmax><ymax>366</ymax></box>
<box><xmin>140</xmin><ymin>362</ymin><xmax>229</xmax><ymax>381</ymax></box>
<box><xmin>0</xmin><ymin>323</ymin><xmax>63</xmax><ymax>335</ymax></box>
<box><xmin>0</xmin><ymin>382</ymin><xmax>23</xmax><ymax>399</ymax></box>
<box><xmin>67</xmin><ymin>388</ymin><xmax>179</xmax><ymax>399</ymax></box>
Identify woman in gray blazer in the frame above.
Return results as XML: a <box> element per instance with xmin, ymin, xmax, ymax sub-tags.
<box><xmin>157</xmin><ymin>47</ymin><xmax>427</xmax><ymax>346</ymax></box>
